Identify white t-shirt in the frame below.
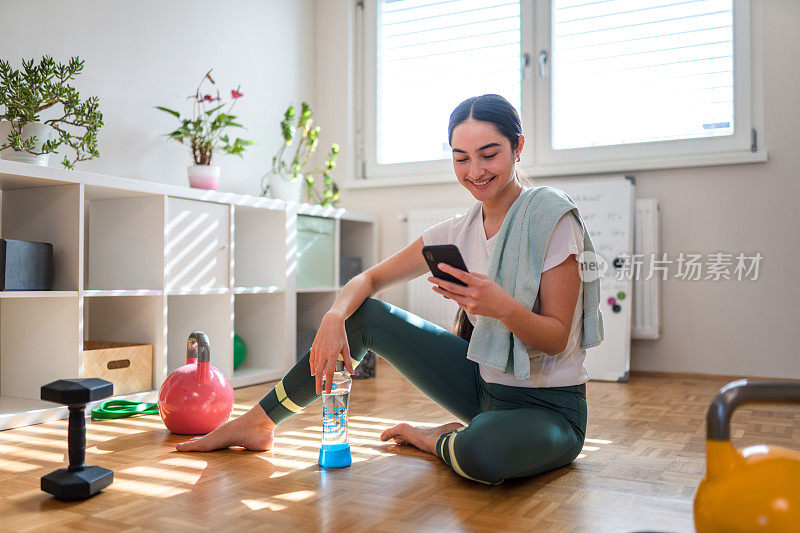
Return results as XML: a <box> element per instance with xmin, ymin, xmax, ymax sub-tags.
<box><xmin>422</xmin><ymin>200</ymin><xmax>589</xmax><ymax>388</ymax></box>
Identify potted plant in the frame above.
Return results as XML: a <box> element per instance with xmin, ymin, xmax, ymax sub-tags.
<box><xmin>0</xmin><ymin>55</ymin><xmax>103</xmax><ymax>168</ymax></box>
<box><xmin>155</xmin><ymin>70</ymin><xmax>255</xmax><ymax>190</ymax></box>
<box><xmin>261</xmin><ymin>102</ymin><xmax>340</xmax><ymax>206</ymax></box>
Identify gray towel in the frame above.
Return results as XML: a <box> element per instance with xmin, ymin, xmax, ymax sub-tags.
<box><xmin>465</xmin><ymin>186</ymin><xmax>604</xmax><ymax>379</ymax></box>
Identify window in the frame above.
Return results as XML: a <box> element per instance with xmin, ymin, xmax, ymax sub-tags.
<box><xmin>360</xmin><ymin>0</ymin><xmax>522</xmax><ymax>179</ymax></box>
<box><xmin>357</xmin><ymin>0</ymin><xmax>762</xmax><ymax>183</ymax></box>
<box><xmin>551</xmin><ymin>0</ymin><xmax>735</xmax><ymax>149</ymax></box>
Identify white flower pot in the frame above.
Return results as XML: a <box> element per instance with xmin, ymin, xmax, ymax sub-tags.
<box><xmin>0</xmin><ymin>121</ymin><xmax>53</xmax><ymax>166</ymax></box>
<box><xmin>187</xmin><ymin>164</ymin><xmax>220</xmax><ymax>190</ymax></box>
<box><xmin>268</xmin><ymin>173</ymin><xmax>303</xmax><ymax>203</ymax></box>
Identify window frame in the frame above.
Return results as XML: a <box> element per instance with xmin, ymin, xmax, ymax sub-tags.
<box><xmin>352</xmin><ymin>0</ymin><xmax>765</xmax><ymax>188</ymax></box>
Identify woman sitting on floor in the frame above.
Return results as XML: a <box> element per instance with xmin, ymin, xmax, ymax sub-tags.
<box><xmin>177</xmin><ymin>93</ymin><xmax>604</xmax><ymax>485</ymax></box>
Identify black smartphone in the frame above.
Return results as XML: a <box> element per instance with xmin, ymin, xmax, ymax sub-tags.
<box><xmin>422</xmin><ymin>245</ymin><xmax>469</xmax><ymax>286</ymax></box>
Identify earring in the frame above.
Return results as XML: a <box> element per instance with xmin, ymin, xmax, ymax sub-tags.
<box><xmin>515</xmin><ymin>154</ymin><xmax>520</xmax><ymax>162</ymax></box>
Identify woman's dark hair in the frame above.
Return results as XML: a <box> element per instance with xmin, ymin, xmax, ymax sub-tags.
<box><xmin>448</xmin><ymin>94</ymin><xmax>522</xmax><ymax>152</ymax></box>
<box><xmin>448</xmin><ymin>94</ymin><xmax>532</xmax><ymax>341</ymax></box>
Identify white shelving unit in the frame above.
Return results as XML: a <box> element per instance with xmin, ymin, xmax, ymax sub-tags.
<box><xmin>0</xmin><ymin>160</ymin><xmax>376</xmax><ymax>430</ymax></box>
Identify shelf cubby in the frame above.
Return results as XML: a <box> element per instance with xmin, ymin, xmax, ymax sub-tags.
<box><xmin>1</xmin><ymin>183</ymin><xmax>81</xmax><ymax>291</ymax></box>
<box><xmin>165</xmin><ymin>197</ymin><xmax>231</xmax><ymax>292</ymax></box>
<box><xmin>296</xmin><ymin>291</ymin><xmax>338</xmax><ymax>360</ymax></box>
<box><xmin>166</xmin><ymin>293</ymin><xmax>233</xmax><ymax>377</ymax></box>
<box><xmin>233</xmin><ymin>205</ymin><xmax>287</xmax><ymax>289</ymax></box>
<box><xmin>86</xmin><ymin>192</ymin><xmax>164</xmax><ymax>291</ymax></box>
<box><xmin>1</xmin><ymin>296</ymin><xmax>81</xmax><ymax>400</ymax></box>
<box><xmin>232</xmin><ymin>292</ymin><xmax>288</xmax><ymax>387</ymax></box>
<box><xmin>339</xmin><ymin>218</ymin><xmax>376</xmax><ymax>287</ymax></box>
<box><xmin>82</xmin><ymin>294</ymin><xmax>164</xmax><ymax>389</ymax></box>
<box><xmin>296</xmin><ymin>214</ymin><xmax>337</xmax><ymax>290</ymax></box>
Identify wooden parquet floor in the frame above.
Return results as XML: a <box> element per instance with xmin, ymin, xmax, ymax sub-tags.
<box><xmin>1</xmin><ymin>360</ymin><xmax>798</xmax><ymax>533</ymax></box>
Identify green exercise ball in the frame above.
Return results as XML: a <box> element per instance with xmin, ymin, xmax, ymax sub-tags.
<box><xmin>234</xmin><ymin>334</ymin><xmax>247</xmax><ymax>369</ymax></box>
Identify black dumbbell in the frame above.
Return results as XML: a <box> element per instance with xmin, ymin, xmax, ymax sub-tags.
<box><xmin>40</xmin><ymin>378</ymin><xmax>114</xmax><ymax>500</ymax></box>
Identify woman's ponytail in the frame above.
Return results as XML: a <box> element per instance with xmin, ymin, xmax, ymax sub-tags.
<box><xmin>452</xmin><ymin>307</ymin><xmax>474</xmax><ymax>342</ymax></box>
<box><xmin>516</xmin><ymin>168</ymin><xmax>534</xmax><ymax>187</ymax></box>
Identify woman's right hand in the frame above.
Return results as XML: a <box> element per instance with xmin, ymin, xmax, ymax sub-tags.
<box><xmin>310</xmin><ymin>311</ymin><xmax>355</xmax><ymax>394</ymax></box>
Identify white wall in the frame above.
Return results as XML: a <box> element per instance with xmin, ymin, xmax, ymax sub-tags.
<box><xmin>3</xmin><ymin>0</ymin><xmax>797</xmax><ymax>379</ymax></box>
<box><xmin>319</xmin><ymin>0</ymin><xmax>800</xmax><ymax>379</ymax></box>
<box><xmin>0</xmin><ymin>0</ymin><xmax>314</xmax><ymax>195</ymax></box>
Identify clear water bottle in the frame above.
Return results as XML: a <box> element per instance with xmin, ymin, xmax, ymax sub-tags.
<box><xmin>319</xmin><ymin>359</ymin><xmax>352</xmax><ymax>468</ymax></box>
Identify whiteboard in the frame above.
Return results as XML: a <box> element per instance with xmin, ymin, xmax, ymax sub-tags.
<box><xmin>555</xmin><ymin>176</ymin><xmax>635</xmax><ymax>382</ymax></box>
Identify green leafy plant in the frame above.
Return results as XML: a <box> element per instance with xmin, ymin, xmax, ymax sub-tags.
<box><xmin>155</xmin><ymin>70</ymin><xmax>255</xmax><ymax>165</ymax></box>
<box><xmin>0</xmin><ymin>55</ymin><xmax>103</xmax><ymax>169</ymax></box>
<box><xmin>262</xmin><ymin>102</ymin><xmax>340</xmax><ymax>206</ymax></box>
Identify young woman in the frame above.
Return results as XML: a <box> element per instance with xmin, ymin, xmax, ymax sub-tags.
<box><xmin>177</xmin><ymin>94</ymin><xmax>591</xmax><ymax>485</ymax></box>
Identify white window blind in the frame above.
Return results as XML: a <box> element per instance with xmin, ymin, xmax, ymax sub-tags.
<box><xmin>377</xmin><ymin>0</ymin><xmax>522</xmax><ymax>165</ymax></box>
<box><xmin>551</xmin><ymin>0</ymin><xmax>734</xmax><ymax>150</ymax></box>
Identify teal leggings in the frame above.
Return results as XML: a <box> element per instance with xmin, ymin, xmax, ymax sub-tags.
<box><xmin>259</xmin><ymin>297</ymin><xmax>587</xmax><ymax>485</ymax></box>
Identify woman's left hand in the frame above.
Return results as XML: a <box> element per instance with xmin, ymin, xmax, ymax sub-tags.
<box><xmin>428</xmin><ymin>263</ymin><xmax>513</xmax><ymax>320</ymax></box>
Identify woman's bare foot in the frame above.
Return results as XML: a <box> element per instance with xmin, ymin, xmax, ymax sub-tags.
<box><xmin>379</xmin><ymin>422</ymin><xmax>464</xmax><ymax>455</ymax></box>
<box><xmin>175</xmin><ymin>406</ymin><xmax>275</xmax><ymax>452</ymax></box>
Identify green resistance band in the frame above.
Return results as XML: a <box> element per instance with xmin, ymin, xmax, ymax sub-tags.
<box><xmin>91</xmin><ymin>399</ymin><xmax>159</xmax><ymax>420</ymax></box>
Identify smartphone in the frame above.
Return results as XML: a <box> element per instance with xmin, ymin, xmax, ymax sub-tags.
<box><xmin>421</xmin><ymin>245</ymin><xmax>469</xmax><ymax>286</ymax></box>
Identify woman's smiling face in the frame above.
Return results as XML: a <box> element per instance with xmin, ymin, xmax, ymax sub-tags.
<box><xmin>450</xmin><ymin>118</ymin><xmax>521</xmax><ymax>201</ymax></box>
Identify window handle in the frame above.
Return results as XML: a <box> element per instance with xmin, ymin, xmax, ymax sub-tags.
<box><xmin>538</xmin><ymin>50</ymin><xmax>548</xmax><ymax>78</ymax></box>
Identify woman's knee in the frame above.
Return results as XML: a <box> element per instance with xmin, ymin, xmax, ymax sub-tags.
<box><xmin>446</xmin><ymin>411</ymin><xmax>582</xmax><ymax>484</ymax></box>
<box><xmin>440</xmin><ymin>415</ymin><xmax>510</xmax><ymax>484</ymax></box>
<box><xmin>346</xmin><ymin>297</ymin><xmax>386</xmax><ymax>330</ymax></box>
<box><xmin>446</xmin><ymin>426</ymin><xmax>507</xmax><ymax>485</ymax></box>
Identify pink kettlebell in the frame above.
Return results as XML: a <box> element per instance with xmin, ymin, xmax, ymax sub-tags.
<box><xmin>158</xmin><ymin>331</ymin><xmax>234</xmax><ymax>434</ymax></box>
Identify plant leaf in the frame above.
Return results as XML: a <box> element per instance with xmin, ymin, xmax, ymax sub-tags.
<box><xmin>154</xmin><ymin>106</ymin><xmax>181</xmax><ymax>118</ymax></box>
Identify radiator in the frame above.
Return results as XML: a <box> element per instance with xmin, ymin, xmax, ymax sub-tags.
<box><xmin>631</xmin><ymin>199</ymin><xmax>661</xmax><ymax>339</ymax></box>
<box><xmin>405</xmin><ymin>199</ymin><xmax>661</xmax><ymax>339</ymax></box>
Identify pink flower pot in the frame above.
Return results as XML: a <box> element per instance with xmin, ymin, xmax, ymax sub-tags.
<box><xmin>187</xmin><ymin>165</ymin><xmax>220</xmax><ymax>190</ymax></box>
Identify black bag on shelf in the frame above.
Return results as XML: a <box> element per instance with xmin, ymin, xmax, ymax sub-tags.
<box><xmin>0</xmin><ymin>238</ymin><xmax>54</xmax><ymax>291</ymax></box>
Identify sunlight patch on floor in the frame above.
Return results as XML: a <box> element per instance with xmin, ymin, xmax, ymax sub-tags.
<box><xmin>119</xmin><ymin>465</ymin><xmax>202</xmax><ymax>485</ymax></box>
<box><xmin>0</xmin><ymin>443</ymin><xmax>64</xmax><ymax>463</ymax></box>
<box><xmin>273</xmin><ymin>489</ymin><xmax>316</xmax><ymax>502</ymax></box>
<box><xmin>110</xmin><ymin>475</ymin><xmax>190</xmax><ymax>497</ymax></box>
<box><xmin>20</xmin><ymin>424</ymin><xmax>118</xmax><ymax>442</ymax></box>
<box><xmin>159</xmin><ymin>456</ymin><xmax>208</xmax><ymax>469</ymax></box>
<box><xmin>268</xmin><ymin>446</ymin><xmax>373</xmax><ymax>464</ymax></box>
<box><xmin>300</xmin><ymin>425</ymin><xmax>382</xmax><ymax>439</ymax></box>
<box><xmin>0</xmin><ymin>458</ymin><xmax>39</xmax><ymax>473</ymax></box>
<box><xmin>97</xmin><ymin>417</ymin><xmax>165</xmax><ymax>430</ymax></box>
<box><xmin>274</xmin><ymin>436</ymin><xmax>322</xmax><ymax>449</ymax></box>
<box><xmin>281</xmin><ymin>430</ymin><xmax>384</xmax><ymax>448</ymax></box>
<box><xmin>85</xmin><ymin>445</ymin><xmax>115</xmax><ymax>455</ymax></box>
<box><xmin>350</xmin><ymin>415</ymin><xmax>441</xmax><ymax>428</ymax></box>
<box><xmin>241</xmin><ymin>498</ymin><xmax>287</xmax><ymax>511</ymax></box>
<box><xmin>84</xmin><ymin>423</ymin><xmax>146</xmax><ymax>435</ymax></box>
<box><xmin>258</xmin><ymin>455</ymin><xmax>316</xmax><ymax>470</ymax></box>
<box><xmin>0</xmin><ymin>431</ymin><xmax>73</xmax><ymax>448</ymax></box>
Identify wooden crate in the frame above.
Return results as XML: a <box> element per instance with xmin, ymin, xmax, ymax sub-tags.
<box><xmin>82</xmin><ymin>341</ymin><xmax>153</xmax><ymax>395</ymax></box>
